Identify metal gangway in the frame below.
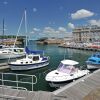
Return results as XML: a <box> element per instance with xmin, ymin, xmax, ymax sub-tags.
<box><xmin>0</xmin><ymin>72</ymin><xmax>37</xmax><ymax>100</ymax></box>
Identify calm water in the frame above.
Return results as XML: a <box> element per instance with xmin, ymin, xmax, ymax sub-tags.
<box><xmin>0</xmin><ymin>41</ymin><xmax>95</xmax><ymax>91</ymax></box>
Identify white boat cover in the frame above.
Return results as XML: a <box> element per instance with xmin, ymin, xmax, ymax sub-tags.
<box><xmin>61</xmin><ymin>60</ymin><xmax>79</xmax><ymax>65</ymax></box>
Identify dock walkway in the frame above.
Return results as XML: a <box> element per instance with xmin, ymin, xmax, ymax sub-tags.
<box><xmin>0</xmin><ymin>86</ymin><xmax>53</xmax><ymax>100</ymax></box>
<box><xmin>0</xmin><ymin>86</ymin><xmax>68</xmax><ymax>100</ymax></box>
<box><xmin>53</xmin><ymin>69</ymin><xmax>100</xmax><ymax>100</ymax></box>
<box><xmin>0</xmin><ymin>69</ymin><xmax>100</xmax><ymax>100</ymax></box>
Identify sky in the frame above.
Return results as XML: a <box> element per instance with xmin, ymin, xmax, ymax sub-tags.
<box><xmin>0</xmin><ymin>0</ymin><xmax>100</xmax><ymax>40</ymax></box>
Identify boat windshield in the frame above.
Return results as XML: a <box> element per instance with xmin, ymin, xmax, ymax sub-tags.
<box><xmin>57</xmin><ymin>63</ymin><xmax>75</xmax><ymax>74</ymax></box>
<box><xmin>28</xmin><ymin>55</ymin><xmax>33</xmax><ymax>59</ymax></box>
<box><xmin>33</xmin><ymin>56</ymin><xmax>39</xmax><ymax>61</ymax></box>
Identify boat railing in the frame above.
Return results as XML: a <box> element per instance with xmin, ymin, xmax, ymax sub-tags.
<box><xmin>0</xmin><ymin>72</ymin><xmax>37</xmax><ymax>91</ymax></box>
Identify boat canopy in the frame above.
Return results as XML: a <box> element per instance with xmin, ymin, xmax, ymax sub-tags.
<box><xmin>61</xmin><ymin>60</ymin><xmax>79</xmax><ymax>65</ymax></box>
<box><xmin>25</xmin><ymin>47</ymin><xmax>44</xmax><ymax>54</ymax></box>
<box><xmin>86</xmin><ymin>53</ymin><xmax>100</xmax><ymax>64</ymax></box>
<box><xmin>92</xmin><ymin>53</ymin><xmax>100</xmax><ymax>58</ymax></box>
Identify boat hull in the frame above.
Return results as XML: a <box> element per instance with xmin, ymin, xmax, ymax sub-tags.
<box><xmin>0</xmin><ymin>53</ymin><xmax>25</xmax><ymax>60</ymax></box>
<box><xmin>9</xmin><ymin>61</ymin><xmax>49</xmax><ymax>70</ymax></box>
<box><xmin>47</xmin><ymin>75</ymin><xmax>85</xmax><ymax>88</ymax></box>
<box><xmin>45</xmin><ymin>69</ymin><xmax>89</xmax><ymax>88</ymax></box>
<box><xmin>87</xmin><ymin>64</ymin><xmax>100</xmax><ymax>69</ymax></box>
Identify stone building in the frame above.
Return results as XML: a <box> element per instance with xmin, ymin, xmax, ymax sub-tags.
<box><xmin>73</xmin><ymin>25</ymin><xmax>100</xmax><ymax>43</ymax></box>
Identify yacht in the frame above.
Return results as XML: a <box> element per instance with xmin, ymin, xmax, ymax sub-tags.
<box><xmin>9</xmin><ymin>47</ymin><xmax>49</xmax><ymax>70</ymax></box>
<box><xmin>86</xmin><ymin>53</ymin><xmax>100</xmax><ymax>69</ymax></box>
<box><xmin>0</xmin><ymin>11</ymin><xmax>26</xmax><ymax>60</ymax></box>
<box><xmin>45</xmin><ymin>59</ymin><xmax>89</xmax><ymax>87</ymax></box>
<box><xmin>0</xmin><ymin>47</ymin><xmax>25</xmax><ymax>60</ymax></box>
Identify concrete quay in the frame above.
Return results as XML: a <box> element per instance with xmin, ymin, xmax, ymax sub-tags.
<box><xmin>59</xmin><ymin>44</ymin><xmax>100</xmax><ymax>52</ymax></box>
<box><xmin>53</xmin><ymin>69</ymin><xmax>100</xmax><ymax>100</ymax></box>
<box><xmin>0</xmin><ymin>69</ymin><xmax>100</xmax><ymax>100</ymax></box>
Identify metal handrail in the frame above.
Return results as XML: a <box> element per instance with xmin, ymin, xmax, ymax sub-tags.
<box><xmin>0</xmin><ymin>85</ymin><xmax>27</xmax><ymax>91</ymax></box>
<box><xmin>0</xmin><ymin>72</ymin><xmax>37</xmax><ymax>91</ymax></box>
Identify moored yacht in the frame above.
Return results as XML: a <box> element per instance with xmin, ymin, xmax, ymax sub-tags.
<box><xmin>45</xmin><ymin>59</ymin><xmax>89</xmax><ymax>87</ymax></box>
<box><xmin>0</xmin><ymin>47</ymin><xmax>26</xmax><ymax>60</ymax></box>
<box><xmin>9</xmin><ymin>47</ymin><xmax>49</xmax><ymax>70</ymax></box>
<box><xmin>86</xmin><ymin>53</ymin><xmax>100</xmax><ymax>69</ymax></box>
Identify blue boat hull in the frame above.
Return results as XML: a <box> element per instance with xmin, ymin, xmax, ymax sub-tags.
<box><xmin>9</xmin><ymin>61</ymin><xmax>49</xmax><ymax>70</ymax></box>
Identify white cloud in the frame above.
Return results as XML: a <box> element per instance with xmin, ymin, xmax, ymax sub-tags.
<box><xmin>30</xmin><ymin>26</ymin><xmax>71</xmax><ymax>38</ymax></box>
<box><xmin>30</xmin><ymin>31</ymin><xmax>35</xmax><ymax>34</ymax></box>
<box><xmin>42</xmin><ymin>27</ymin><xmax>69</xmax><ymax>38</ymax></box>
<box><xmin>88</xmin><ymin>19</ymin><xmax>100</xmax><ymax>26</ymax></box>
<box><xmin>33</xmin><ymin>8</ymin><xmax>37</xmax><ymax>12</ymax></box>
<box><xmin>71</xmin><ymin>9</ymin><xmax>94</xmax><ymax>19</ymax></box>
<box><xmin>43</xmin><ymin>27</ymin><xmax>67</xmax><ymax>34</ymax></box>
<box><xmin>43</xmin><ymin>27</ymin><xmax>54</xmax><ymax>34</ymax></box>
<box><xmin>58</xmin><ymin>27</ymin><xmax>67</xmax><ymax>32</ymax></box>
<box><xmin>30</xmin><ymin>27</ymin><xmax>40</xmax><ymax>34</ymax></box>
<box><xmin>67</xmin><ymin>23</ymin><xmax>75</xmax><ymax>29</ymax></box>
<box><xmin>33</xmin><ymin>28</ymin><xmax>40</xmax><ymax>31</ymax></box>
<box><xmin>3</xmin><ymin>1</ymin><xmax>8</xmax><ymax>5</ymax></box>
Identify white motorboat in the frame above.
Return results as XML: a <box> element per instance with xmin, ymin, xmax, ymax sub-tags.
<box><xmin>9</xmin><ymin>47</ymin><xmax>49</xmax><ymax>70</ymax></box>
<box><xmin>0</xmin><ymin>47</ymin><xmax>26</xmax><ymax>60</ymax></box>
<box><xmin>45</xmin><ymin>59</ymin><xmax>89</xmax><ymax>87</ymax></box>
<box><xmin>0</xmin><ymin>45</ymin><xmax>10</xmax><ymax>49</ymax></box>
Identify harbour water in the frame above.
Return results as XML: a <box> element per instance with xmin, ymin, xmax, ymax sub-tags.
<box><xmin>0</xmin><ymin>40</ymin><xmax>95</xmax><ymax>91</ymax></box>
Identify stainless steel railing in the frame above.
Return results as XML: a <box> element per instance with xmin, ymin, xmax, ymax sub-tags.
<box><xmin>0</xmin><ymin>72</ymin><xmax>37</xmax><ymax>91</ymax></box>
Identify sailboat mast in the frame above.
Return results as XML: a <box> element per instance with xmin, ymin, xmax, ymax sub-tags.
<box><xmin>25</xmin><ymin>9</ymin><xmax>28</xmax><ymax>46</ymax></box>
<box><xmin>2</xmin><ymin>18</ymin><xmax>4</xmax><ymax>44</ymax></box>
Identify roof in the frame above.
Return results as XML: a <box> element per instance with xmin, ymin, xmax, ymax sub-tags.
<box><xmin>61</xmin><ymin>59</ymin><xmax>79</xmax><ymax>65</ymax></box>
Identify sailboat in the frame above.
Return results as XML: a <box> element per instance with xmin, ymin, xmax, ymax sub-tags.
<box><xmin>0</xmin><ymin>19</ymin><xmax>10</xmax><ymax>48</ymax></box>
<box><xmin>0</xmin><ymin>18</ymin><xmax>26</xmax><ymax>60</ymax></box>
<box><xmin>9</xmin><ymin>9</ymin><xmax>49</xmax><ymax>70</ymax></box>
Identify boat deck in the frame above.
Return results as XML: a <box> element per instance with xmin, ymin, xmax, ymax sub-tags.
<box><xmin>0</xmin><ymin>63</ymin><xmax>9</xmax><ymax>70</ymax></box>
